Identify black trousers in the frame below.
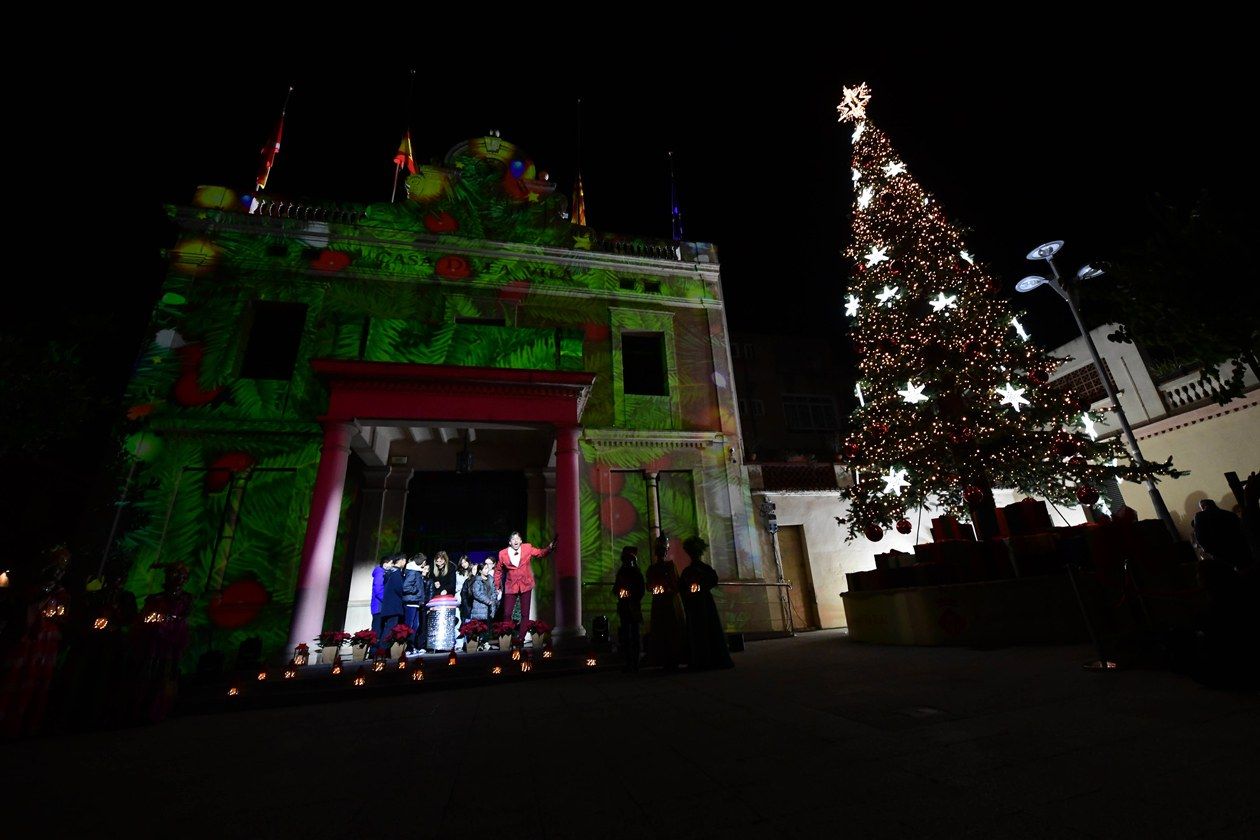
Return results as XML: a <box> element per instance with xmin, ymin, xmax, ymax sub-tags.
<box><xmin>619</xmin><ymin>621</ymin><xmax>641</xmax><ymax>671</ymax></box>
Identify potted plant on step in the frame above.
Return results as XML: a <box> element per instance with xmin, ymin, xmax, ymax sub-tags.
<box><xmin>493</xmin><ymin>620</ymin><xmax>516</xmax><ymax>651</ymax></box>
<box><xmin>387</xmin><ymin>623</ymin><xmax>412</xmax><ymax>659</ymax></box>
<box><xmin>527</xmin><ymin>619</ymin><xmax>551</xmax><ymax>650</ymax></box>
<box><xmin>459</xmin><ymin>619</ymin><xmax>488</xmax><ymax>652</ymax></box>
<box><xmin>350</xmin><ymin>629</ymin><xmax>378</xmax><ymax>661</ymax></box>
<box><xmin>315</xmin><ymin>631</ymin><xmax>349</xmax><ymax>665</ymax></box>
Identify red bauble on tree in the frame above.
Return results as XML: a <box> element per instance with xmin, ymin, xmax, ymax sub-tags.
<box><xmin>1068</xmin><ymin>455</ymin><xmax>1086</xmax><ymax>468</ymax></box>
<box><xmin>1028</xmin><ymin>369</ymin><xmax>1049</xmax><ymax>386</ymax></box>
<box><xmin>895</xmin><ymin>518</ymin><xmax>912</xmax><ymax>535</ymax></box>
<box><xmin>870</xmin><ymin>421</ymin><xmax>890</xmax><ymax>438</ymax></box>
<box><xmin>963</xmin><ymin>485</ymin><xmax>986</xmax><ymax>504</ymax></box>
<box><xmin>842</xmin><ymin>440</ymin><xmax>861</xmax><ymax>460</ymax></box>
<box><xmin>1075</xmin><ymin>485</ymin><xmax>1100</xmax><ymax>506</ymax></box>
<box><xmin>1054</xmin><ymin>436</ymin><xmax>1080</xmax><ymax>458</ymax></box>
<box><xmin>863</xmin><ymin>523</ymin><xmax>885</xmax><ymax>542</ymax></box>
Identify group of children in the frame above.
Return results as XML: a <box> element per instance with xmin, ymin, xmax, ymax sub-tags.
<box><xmin>371</xmin><ymin>551</ymin><xmax>497</xmax><ymax>654</ymax></box>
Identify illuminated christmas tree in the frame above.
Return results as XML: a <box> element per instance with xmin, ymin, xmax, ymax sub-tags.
<box><xmin>835</xmin><ymin>84</ymin><xmax>1170</xmax><ymax>541</ymax></box>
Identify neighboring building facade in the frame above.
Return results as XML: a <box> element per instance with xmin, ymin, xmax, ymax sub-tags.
<box><xmin>730</xmin><ymin>333</ymin><xmax>850</xmax><ymax>462</ymax></box>
<box><xmin>121</xmin><ymin>136</ymin><xmax>775</xmax><ymax>665</ymax></box>
<box><xmin>746</xmin><ymin>322</ymin><xmax>1258</xmax><ymax>633</ymax></box>
<box><xmin>1046</xmin><ymin>324</ymin><xmax>1259</xmax><ymax>535</ymax></box>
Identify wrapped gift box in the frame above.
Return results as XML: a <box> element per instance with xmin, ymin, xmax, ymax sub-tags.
<box><xmin>875</xmin><ymin>549</ymin><xmax>916</xmax><ymax>570</ymax></box>
<box><xmin>931</xmin><ymin>515</ymin><xmax>975</xmax><ymax>542</ymax></box>
<box><xmin>1002</xmin><ymin>498</ymin><xmax>1054</xmax><ymax>536</ymax></box>
<box><xmin>1004</xmin><ymin>533</ymin><xmax>1060</xmax><ymax>578</ymax></box>
<box><xmin>845</xmin><ymin>569</ymin><xmax>885</xmax><ymax>592</ymax></box>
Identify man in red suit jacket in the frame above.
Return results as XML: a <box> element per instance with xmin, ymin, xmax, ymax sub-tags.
<box><xmin>495</xmin><ymin>531</ymin><xmax>556</xmax><ymax>644</ymax></box>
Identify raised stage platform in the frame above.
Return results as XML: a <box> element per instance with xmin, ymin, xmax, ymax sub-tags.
<box><xmin>842</xmin><ymin>574</ymin><xmax>1091</xmax><ymax>646</ymax></box>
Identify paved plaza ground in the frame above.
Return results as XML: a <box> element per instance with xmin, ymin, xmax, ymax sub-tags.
<box><xmin>7</xmin><ymin>630</ymin><xmax>1257</xmax><ymax>838</ymax></box>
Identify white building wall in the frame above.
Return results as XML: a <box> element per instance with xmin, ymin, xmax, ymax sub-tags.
<box><xmin>750</xmin><ymin>479</ymin><xmax>1086</xmax><ymax>629</ymax></box>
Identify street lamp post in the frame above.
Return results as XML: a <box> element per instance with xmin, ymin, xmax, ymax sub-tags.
<box><xmin>1018</xmin><ymin>240</ymin><xmax>1178</xmax><ymax>538</ymax></box>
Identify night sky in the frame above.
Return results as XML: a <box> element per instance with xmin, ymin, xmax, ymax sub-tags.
<box><xmin>146</xmin><ymin>38</ymin><xmax>1249</xmax><ymax>352</ymax></box>
<box><xmin>1</xmin><ymin>25</ymin><xmax>1249</xmax><ymax>556</ymax></box>
<box><xmin>51</xmin><ymin>30</ymin><xmax>1260</xmax><ymax>443</ymax></box>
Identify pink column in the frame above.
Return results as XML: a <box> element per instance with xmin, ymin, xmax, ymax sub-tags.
<box><xmin>287</xmin><ymin>421</ymin><xmax>354</xmax><ymax>655</ymax></box>
<box><xmin>552</xmin><ymin>424</ymin><xmax>584</xmax><ymax>644</ymax></box>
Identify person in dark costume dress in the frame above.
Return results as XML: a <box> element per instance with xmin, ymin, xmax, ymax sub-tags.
<box><xmin>128</xmin><ymin>563</ymin><xmax>193</xmax><ymax>725</ymax></box>
<box><xmin>612</xmin><ymin>546</ymin><xmax>646</xmax><ymax>672</ymax></box>
<box><xmin>57</xmin><ymin>563</ymin><xmax>138</xmax><ymax>730</ymax></box>
<box><xmin>645</xmin><ymin>534</ymin><xmax>687</xmax><ymax>670</ymax></box>
<box><xmin>678</xmin><ymin>536</ymin><xmax>733</xmax><ymax>670</ymax></box>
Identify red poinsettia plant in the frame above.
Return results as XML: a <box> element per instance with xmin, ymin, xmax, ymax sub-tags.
<box><xmin>350</xmin><ymin>629</ymin><xmax>378</xmax><ymax>649</ymax></box>
<box><xmin>387</xmin><ymin>623</ymin><xmax>412</xmax><ymax>644</ymax></box>
<box><xmin>527</xmin><ymin>620</ymin><xmax>552</xmax><ymax>636</ymax></box>
<box><xmin>492</xmin><ymin>620</ymin><xmax>517</xmax><ymax>637</ymax></box>
<box><xmin>316</xmin><ymin>631</ymin><xmax>350</xmax><ymax>650</ymax></box>
<box><xmin>458</xmin><ymin>619</ymin><xmax>489</xmax><ymax>639</ymax></box>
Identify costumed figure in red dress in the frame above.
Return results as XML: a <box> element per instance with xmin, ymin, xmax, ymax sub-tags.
<box><xmin>0</xmin><ymin>547</ymin><xmax>71</xmax><ymax>738</ymax></box>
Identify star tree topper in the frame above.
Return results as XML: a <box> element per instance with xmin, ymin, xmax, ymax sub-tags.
<box><xmin>837</xmin><ymin>83</ymin><xmax>872</xmax><ymax>122</ymax></box>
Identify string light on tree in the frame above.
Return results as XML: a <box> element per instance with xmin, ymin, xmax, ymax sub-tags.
<box><xmin>929</xmin><ymin>292</ymin><xmax>958</xmax><ymax>313</ymax></box>
<box><xmin>996</xmin><ymin>382</ymin><xmax>1031</xmax><ymax>412</ymax></box>
<box><xmin>898</xmin><ymin>381</ymin><xmax>928</xmax><ymax>404</ymax></box>
<box><xmin>845</xmin><ymin>294</ymin><xmax>860</xmax><ymax>318</ymax></box>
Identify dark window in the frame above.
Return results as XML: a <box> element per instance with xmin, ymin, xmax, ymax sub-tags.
<box><xmin>782</xmin><ymin>394</ymin><xmax>837</xmax><ymax>431</ymax></box>
<box><xmin>241</xmin><ymin>301</ymin><xmax>307</xmax><ymax>380</ymax></box>
<box><xmin>644</xmin><ymin>280</ymin><xmax>662</xmax><ymax>294</ymax></box>
<box><xmin>622</xmin><ymin>333</ymin><xmax>668</xmax><ymax>396</ymax></box>
<box><xmin>619</xmin><ymin>279</ymin><xmax>637</xmax><ymax>292</ymax></box>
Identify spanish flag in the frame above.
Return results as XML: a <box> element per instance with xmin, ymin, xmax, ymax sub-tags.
<box><xmin>256</xmin><ymin>86</ymin><xmax>293</xmax><ymax>192</ymax></box>
<box><xmin>393</xmin><ymin>131</ymin><xmax>417</xmax><ymax>175</ymax></box>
